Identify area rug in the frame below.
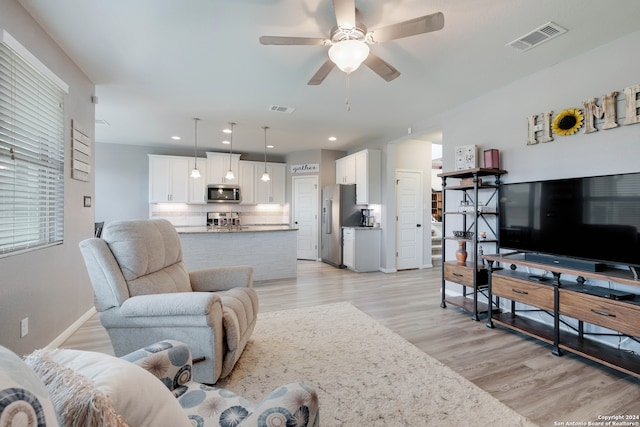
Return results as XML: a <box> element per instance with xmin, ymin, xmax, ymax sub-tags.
<box><xmin>217</xmin><ymin>302</ymin><xmax>538</xmax><ymax>426</ymax></box>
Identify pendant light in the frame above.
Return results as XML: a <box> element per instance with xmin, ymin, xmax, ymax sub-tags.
<box><xmin>261</xmin><ymin>126</ymin><xmax>271</xmax><ymax>182</ymax></box>
<box><xmin>190</xmin><ymin>118</ymin><xmax>201</xmax><ymax>178</ymax></box>
<box><xmin>224</xmin><ymin>122</ymin><xmax>236</xmax><ymax>180</ymax></box>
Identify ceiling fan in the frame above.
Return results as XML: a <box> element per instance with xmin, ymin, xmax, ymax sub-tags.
<box><xmin>259</xmin><ymin>0</ymin><xmax>444</xmax><ymax>85</ymax></box>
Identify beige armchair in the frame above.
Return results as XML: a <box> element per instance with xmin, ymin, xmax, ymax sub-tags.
<box><xmin>79</xmin><ymin>218</ymin><xmax>258</xmax><ymax>384</ymax></box>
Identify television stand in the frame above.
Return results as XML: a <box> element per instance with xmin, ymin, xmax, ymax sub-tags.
<box><xmin>484</xmin><ymin>252</ymin><xmax>640</xmax><ymax>378</ymax></box>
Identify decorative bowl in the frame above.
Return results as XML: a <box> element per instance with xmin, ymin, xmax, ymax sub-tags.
<box><xmin>452</xmin><ymin>230</ymin><xmax>474</xmax><ymax>239</ymax></box>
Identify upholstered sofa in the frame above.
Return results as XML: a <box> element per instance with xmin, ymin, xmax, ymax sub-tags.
<box><xmin>0</xmin><ymin>340</ymin><xmax>319</xmax><ymax>427</ymax></box>
<box><xmin>79</xmin><ymin>218</ymin><xmax>258</xmax><ymax>384</ymax></box>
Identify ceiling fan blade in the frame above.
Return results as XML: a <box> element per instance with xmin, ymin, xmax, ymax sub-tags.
<box><xmin>369</xmin><ymin>12</ymin><xmax>444</xmax><ymax>43</ymax></box>
<box><xmin>333</xmin><ymin>0</ymin><xmax>356</xmax><ymax>28</ymax></box>
<box><xmin>259</xmin><ymin>36</ymin><xmax>327</xmax><ymax>46</ymax></box>
<box><xmin>307</xmin><ymin>59</ymin><xmax>336</xmax><ymax>85</ymax></box>
<box><xmin>363</xmin><ymin>54</ymin><xmax>401</xmax><ymax>82</ymax></box>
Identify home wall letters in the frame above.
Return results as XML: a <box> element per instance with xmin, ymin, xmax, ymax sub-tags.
<box><xmin>527</xmin><ymin>83</ymin><xmax>640</xmax><ymax>145</ymax></box>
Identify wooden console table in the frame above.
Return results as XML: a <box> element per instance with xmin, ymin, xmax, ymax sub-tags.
<box><xmin>484</xmin><ymin>253</ymin><xmax>640</xmax><ymax>378</ymax></box>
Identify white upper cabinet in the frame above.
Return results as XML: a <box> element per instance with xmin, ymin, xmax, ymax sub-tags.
<box><xmin>149</xmin><ymin>155</ymin><xmax>190</xmax><ymax>203</ymax></box>
<box><xmin>259</xmin><ymin>163</ymin><xmax>285</xmax><ymax>204</ymax></box>
<box><xmin>336</xmin><ymin>154</ymin><xmax>356</xmax><ymax>184</ymax></box>
<box><xmin>238</xmin><ymin>161</ymin><xmax>256</xmax><ymax>205</ymax></box>
<box><xmin>355</xmin><ymin>149</ymin><xmax>381</xmax><ymax>205</ymax></box>
<box><xmin>187</xmin><ymin>158</ymin><xmax>207</xmax><ymax>204</ymax></box>
<box><xmin>206</xmin><ymin>152</ymin><xmax>240</xmax><ymax>185</ymax></box>
<box><xmin>335</xmin><ymin>149</ymin><xmax>381</xmax><ymax>204</ymax></box>
<box><xmin>240</xmin><ymin>161</ymin><xmax>286</xmax><ymax>204</ymax></box>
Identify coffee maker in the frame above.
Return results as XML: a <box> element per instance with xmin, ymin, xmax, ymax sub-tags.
<box><xmin>360</xmin><ymin>208</ymin><xmax>374</xmax><ymax>227</ymax></box>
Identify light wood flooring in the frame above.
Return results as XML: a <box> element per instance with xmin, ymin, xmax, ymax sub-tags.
<box><xmin>63</xmin><ymin>261</ymin><xmax>640</xmax><ymax>426</ymax></box>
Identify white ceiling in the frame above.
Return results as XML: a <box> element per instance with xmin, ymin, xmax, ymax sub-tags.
<box><xmin>18</xmin><ymin>0</ymin><xmax>640</xmax><ymax>157</ymax></box>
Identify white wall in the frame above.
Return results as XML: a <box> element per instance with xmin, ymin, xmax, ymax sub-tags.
<box><xmin>95</xmin><ymin>143</ymin><xmax>151</xmax><ymax>225</ymax></box>
<box><xmin>426</xmin><ymin>30</ymin><xmax>640</xmax><ymax>353</ymax></box>
<box><xmin>0</xmin><ymin>0</ymin><xmax>96</xmax><ymax>354</ymax></box>
<box><xmin>434</xmin><ymin>30</ymin><xmax>640</xmax><ymax>263</ymax></box>
<box><xmin>440</xmin><ymin>31</ymin><xmax>640</xmax><ymax>182</ymax></box>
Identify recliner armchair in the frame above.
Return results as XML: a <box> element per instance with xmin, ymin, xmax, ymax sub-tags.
<box><xmin>79</xmin><ymin>218</ymin><xmax>258</xmax><ymax>384</ymax></box>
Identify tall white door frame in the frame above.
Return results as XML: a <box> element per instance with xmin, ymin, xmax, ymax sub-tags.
<box><xmin>395</xmin><ymin>169</ymin><xmax>424</xmax><ymax>270</ymax></box>
<box><xmin>292</xmin><ymin>175</ymin><xmax>319</xmax><ymax>260</ymax></box>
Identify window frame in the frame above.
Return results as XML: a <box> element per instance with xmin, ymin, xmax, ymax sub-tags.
<box><xmin>0</xmin><ymin>29</ymin><xmax>69</xmax><ymax>258</ymax></box>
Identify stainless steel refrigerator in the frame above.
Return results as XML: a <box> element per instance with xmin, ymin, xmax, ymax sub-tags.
<box><xmin>321</xmin><ymin>184</ymin><xmax>364</xmax><ymax>268</ymax></box>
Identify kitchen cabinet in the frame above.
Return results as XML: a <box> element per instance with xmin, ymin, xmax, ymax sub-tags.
<box><xmin>256</xmin><ymin>162</ymin><xmax>285</xmax><ymax>204</ymax></box>
<box><xmin>206</xmin><ymin>152</ymin><xmax>240</xmax><ymax>185</ymax></box>
<box><xmin>238</xmin><ymin>161</ymin><xmax>256</xmax><ymax>205</ymax></box>
<box><xmin>335</xmin><ymin>149</ymin><xmax>381</xmax><ymax>204</ymax></box>
<box><xmin>342</xmin><ymin>227</ymin><xmax>381</xmax><ymax>272</ymax></box>
<box><xmin>336</xmin><ymin>155</ymin><xmax>356</xmax><ymax>184</ymax></box>
<box><xmin>354</xmin><ymin>149</ymin><xmax>381</xmax><ymax>204</ymax></box>
<box><xmin>238</xmin><ymin>160</ymin><xmax>286</xmax><ymax>205</ymax></box>
<box><xmin>149</xmin><ymin>155</ymin><xmax>190</xmax><ymax>203</ymax></box>
<box><xmin>187</xmin><ymin>158</ymin><xmax>207</xmax><ymax>204</ymax></box>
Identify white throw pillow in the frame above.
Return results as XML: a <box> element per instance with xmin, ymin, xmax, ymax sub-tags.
<box><xmin>24</xmin><ymin>348</ymin><xmax>191</xmax><ymax>427</ymax></box>
<box><xmin>0</xmin><ymin>345</ymin><xmax>60</xmax><ymax>427</ymax></box>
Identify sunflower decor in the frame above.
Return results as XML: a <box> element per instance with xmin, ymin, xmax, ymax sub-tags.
<box><xmin>552</xmin><ymin>108</ymin><xmax>584</xmax><ymax>136</ymax></box>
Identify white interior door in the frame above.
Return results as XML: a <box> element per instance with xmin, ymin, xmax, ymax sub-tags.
<box><xmin>396</xmin><ymin>170</ymin><xmax>423</xmax><ymax>270</ymax></box>
<box><xmin>293</xmin><ymin>175</ymin><xmax>319</xmax><ymax>260</ymax></box>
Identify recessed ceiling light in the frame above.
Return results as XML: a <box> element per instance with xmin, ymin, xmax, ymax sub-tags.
<box><xmin>328</xmin><ymin>136</ymin><xmax>337</xmax><ymax>141</ymax></box>
<box><xmin>267</xmin><ymin>145</ymin><xmax>275</xmax><ymax>149</ymax></box>
<box><xmin>222</xmin><ymin>140</ymin><xmax>230</xmax><ymax>145</ymax></box>
<box><xmin>171</xmin><ymin>136</ymin><xmax>181</xmax><ymax>140</ymax></box>
<box><xmin>223</xmin><ymin>128</ymin><xmax>232</xmax><ymax>134</ymax></box>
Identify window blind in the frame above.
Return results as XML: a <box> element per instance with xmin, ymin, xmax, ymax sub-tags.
<box><xmin>0</xmin><ymin>30</ymin><xmax>66</xmax><ymax>257</ymax></box>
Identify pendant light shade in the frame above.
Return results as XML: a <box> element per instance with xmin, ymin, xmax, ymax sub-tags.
<box><xmin>190</xmin><ymin>118</ymin><xmax>201</xmax><ymax>178</ymax></box>
<box><xmin>225</xmin><ymin>122</ymin><xmax>236</xmax><ymax>180</ymax></box>
<box><xmin>261</xmin><ymin>126</ymin><xmax>271</xmax><ymax>182</ymax></box>
<box><xmin>328</xmin><ymin>39</ymin><xmax>370</xmax><ymax>74</ymax></box>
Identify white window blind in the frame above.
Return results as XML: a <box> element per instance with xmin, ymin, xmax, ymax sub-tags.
<box><xmin>0</xmin><ymin>30</ymin><xmax>66</xmax><ymax>257</ymax></box>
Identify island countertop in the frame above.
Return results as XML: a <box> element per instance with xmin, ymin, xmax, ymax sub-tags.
<box><xmin>175</xmin><ymin>225</ymin><xmax>297</xmax><ymax>233</ymax></box>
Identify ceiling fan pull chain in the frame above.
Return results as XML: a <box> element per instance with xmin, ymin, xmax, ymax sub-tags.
<box><xmin>345</xmin><ymin>73</ymin><xmax>351</xmax><ymax>111</ymax></box>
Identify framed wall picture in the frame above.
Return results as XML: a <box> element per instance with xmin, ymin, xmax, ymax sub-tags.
<box><xmin>454</xmin><ymin>145</ymin><xmax>477</xmax><ymax>170</ymax></box>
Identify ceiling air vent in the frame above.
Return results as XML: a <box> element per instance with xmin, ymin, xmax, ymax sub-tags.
<box><xmin>506</xmin><ymin>22</ymin><xmax>567</xmax><ymax>52</ymax></box>
<box><xmin>268</xmin><ymin>104</ymin><xmax>295</xmax><ymax>114</ymax></box>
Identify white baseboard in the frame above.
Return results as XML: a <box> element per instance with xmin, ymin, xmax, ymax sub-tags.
<box><xmin>380</xmin><ymin>267</ymin><xmax>397</xmax><ymax>273</ymax></box>
<box><xmin>47</xmin><ymin>306</ymin><xmax>97</xmax><ymax>349</ymax></box>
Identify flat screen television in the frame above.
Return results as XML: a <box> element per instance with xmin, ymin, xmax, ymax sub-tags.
<box><xmin>499</xmin><ymin>172</ymin><xmax>640</xmax><ymax>268</ymax></box>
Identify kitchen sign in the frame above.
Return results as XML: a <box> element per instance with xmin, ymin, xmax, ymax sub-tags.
<box><xmin>290</xmin><ymin>163</ymin><xmax>319</xmax><ymax>174</ymax></box>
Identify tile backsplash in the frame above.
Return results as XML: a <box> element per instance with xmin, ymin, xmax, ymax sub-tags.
<box><xmin>150</xmin><ymin>203</ymin><xmax>290</xmax><ymax>226</ymax></box>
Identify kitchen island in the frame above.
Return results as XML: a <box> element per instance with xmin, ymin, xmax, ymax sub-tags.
<box><xmin>176</xmin><ymin>226</ymin><xmax>297</xmax><ymax>281</ymax></box>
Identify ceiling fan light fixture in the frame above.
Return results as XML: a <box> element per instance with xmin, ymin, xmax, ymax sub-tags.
<box><xmin>328</xmin><ymin>39</ymin><xmax>370</xmax><ymax>74</ymax></box>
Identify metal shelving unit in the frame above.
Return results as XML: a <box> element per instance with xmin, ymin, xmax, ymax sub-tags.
<box><xmin>438</xmin><ymin>168</ymin><xmax>507</xmax><ymax>320</ymax></box>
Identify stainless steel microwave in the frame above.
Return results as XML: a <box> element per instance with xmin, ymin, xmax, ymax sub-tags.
<box><xmin>206</xmin><ymin>184</ymin><xmax>241</xmax><ymax>203</ymax></box>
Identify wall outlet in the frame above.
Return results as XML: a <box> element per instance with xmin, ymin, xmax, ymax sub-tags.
<box><xmin>20</xmin><ymin>317</ymin><xmax>28</xmax><ymax>338</ymax></box>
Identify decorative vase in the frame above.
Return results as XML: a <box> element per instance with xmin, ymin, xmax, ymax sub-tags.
<box><xmin>455</xmin><ymin>241</ymin><xmax>468</xmax><ymax>264</ymax></box>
